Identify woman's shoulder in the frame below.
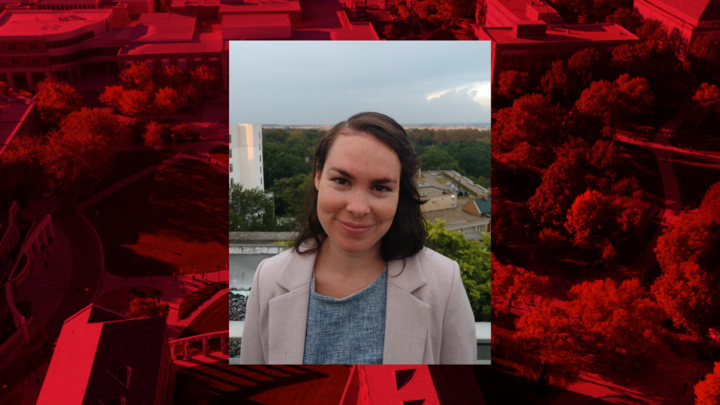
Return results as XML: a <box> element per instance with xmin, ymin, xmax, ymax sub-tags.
<box><xmin>413</xmin><ymin>247</ymin><xmax>458</xmax><ymax>273</ymax></box>
<box><xmin>402</xmin><ymin>247</ymin><xmax>459</xmax><ymax>287</ymax></box>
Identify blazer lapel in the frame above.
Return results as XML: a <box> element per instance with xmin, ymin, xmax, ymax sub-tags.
<box><xmin>268</xmin><ymin>248</ymin><xmax>316</xmax><ymax>364</ymax></box>
<box><xmin>383</xmin><ymin>256</ymin><xmax>430</xmax><ymax>364</ymax></box>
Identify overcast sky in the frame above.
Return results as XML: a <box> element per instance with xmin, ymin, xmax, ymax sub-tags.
<box><xmin>229</xmin><ymin>41</ymin><xmax>491</xmax><ymax>126</ymax></box>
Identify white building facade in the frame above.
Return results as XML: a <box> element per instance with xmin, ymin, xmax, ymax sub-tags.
<box><xmin>229</xmin><ymin>123</ymin><xmax>264</xmax><ymax>190</ymax></box>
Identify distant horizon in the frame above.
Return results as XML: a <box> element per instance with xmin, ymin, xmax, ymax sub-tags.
<box><xmin>256</xmin><ymin>123</ymin><xmax>492</xmax><ymax>128</ymax></box>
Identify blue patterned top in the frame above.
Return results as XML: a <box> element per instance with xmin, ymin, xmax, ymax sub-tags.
<box><xmin>303</xmin><ymin>266</ymin><xmax>387</xmax><ymax>364</ymax></box>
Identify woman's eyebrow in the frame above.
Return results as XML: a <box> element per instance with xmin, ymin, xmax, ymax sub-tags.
<box><xmin>328</xmin><ymin>167</ymin><xmax>397</xmax><ymax>184</ymax></box>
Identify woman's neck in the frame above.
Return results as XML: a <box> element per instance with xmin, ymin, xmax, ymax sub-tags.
<box><xmin>316</xmin><ymin>239</ymin><xmax>385</xmax><ymax>279</ymax></box>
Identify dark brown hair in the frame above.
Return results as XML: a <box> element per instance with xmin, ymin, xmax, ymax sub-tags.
<box><xmin>293</xmin><ymin>112</ymin><xmax>427</xmax><ymax>261</ymax></box>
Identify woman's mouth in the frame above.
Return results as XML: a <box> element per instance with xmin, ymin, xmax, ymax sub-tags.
<box><xmin>337</xmin><ymin>219</ymin><xmax>373</xmax><ymax>235</ymax></box>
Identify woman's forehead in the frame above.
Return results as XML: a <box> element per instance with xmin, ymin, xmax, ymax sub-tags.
<box><xmin>324</xmin><ymin>133</ymin><xmax>401</xmax><ymax>178</ymax></box>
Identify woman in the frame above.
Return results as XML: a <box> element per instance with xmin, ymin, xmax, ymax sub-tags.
<box><xmin>240</xmin><ymin>112</ymin><xmax>476</xmax><ymax>364</ymax></box>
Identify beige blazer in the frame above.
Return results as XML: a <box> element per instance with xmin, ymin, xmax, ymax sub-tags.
<box><xmin>239</xmin><ymin>246</ymin><xmax>477</xmax><ymax>364</ymax></box>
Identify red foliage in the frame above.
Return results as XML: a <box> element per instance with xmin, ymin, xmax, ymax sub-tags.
<box><xmin>566</xmin><ymin>278</ymin><xmax>663</xmax><ymax>359</ymax></box>
<box><xmin>491</xmin><ymin>256</ymin><xmax>549</xmax><ymax>315</ymax></box>
<box><xmin>695</xmin><ymin>362</ymin><xmax>720</xmax><ymax>405</ymax></box>
<box><xmin>652</xmin><ymin>187</ymin><xmax>720</xmax><ymax>336</ymax></box>
<box><xmin>511</xmin><ymin>303</ymin><xmax>586</xmax><ymax>385</ymax></box>
<box><xmin>494</xmin><ymin>94</ymin><xmax>563</xmax><ymax>153</ymax></box>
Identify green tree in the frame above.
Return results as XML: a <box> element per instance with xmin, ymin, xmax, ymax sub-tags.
<box><xmin>35</xmin><ymin>78</ymin><xmax>83</xmax><ymax>129</ymax></box>
<box><xmin>425</xmin><ymin>220</ymin><xmax>491</xmax><ymax>321</ymax></box>
<box><xmin>419</xmin><ymin>148</ymin><xmax>464</xmax><ymax>173</ymax></box>
<box><xmin>273</xmin><ymin>174</ymin><xmax>310</xmax><ymax>218</ymax></box>
<box><xmin>230</xmin><ymin>184</ymin><xmax>287</xmax><ymax>231</ymax></box>
<box><xmin>127</xmin><ymin>297</ymin><xmax>169</xmax><ymax>319</ymax></box>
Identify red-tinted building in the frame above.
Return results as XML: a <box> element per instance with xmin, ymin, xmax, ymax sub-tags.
<box><xmin>38</xmin><ymin>304</ymin><xmax>172</xmax><ymax>404</ymax></box>
<box><xmin>486</xmin><ymin>0</ymin><xmax>563</xmax><ymax>27</ymax></box>
<box><xmin>476</xmin><ymin>21</ymin><xmax>640</xmax><ymax>80</ymax></box>
<box><xmin>634</xmin><ymin>0</ymin><xmax>720</xmax><ymax>57</ymax></box>
<box><xmin>0</xmin><ymin>9</ymin><xmax>130</xmax><ymax>89</ymax></box>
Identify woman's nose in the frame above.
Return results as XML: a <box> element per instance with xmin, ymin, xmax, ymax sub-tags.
<box><xmin>346</xmin><ymin>190</ymin><xmax>371</xmax><ymax>217</ymax></box>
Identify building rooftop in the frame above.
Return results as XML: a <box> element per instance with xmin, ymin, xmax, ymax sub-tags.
<box><xmin>38</xmin><ymin>304</ymin><xmax>167</xmax><ymax>404</ymax></box>
<box><xmin>639</xmin><ymin>0</ymin><xmax>720</xmax><ymax>24</ymax></box>
<box><xmin>0</xmin><ymin>9</ymin><xmax>112</xmax><ymax>37</ymax></box>
<box><xmin>463</xmin><ymin>196</ymin><xmax>491</xmax><ymax>216</ymax></box>
<box><xmin>480</xmin><ymin>22</ymin><xmax>639</xmax><ymax>45</ymax></box>
<box><xmin>423</xmin><ymin>198</ymin><xmax>487</xmax><ymax>227</ymax></box>
<box><xmin>222</xmin><ymin>12</ymin><xmax>288</xmax><ymax>27</ymax></box>
<box><xmin>171</xmin><ymin>0</ymin><xmax>219</xmax><ymax>8</ymax></box>
<box><xmin>496</xmin><ymin>0</ymin><xmax>556</xmax><ymax>21</ymax></box>
<box><xmin>35</xmin><ymin>0</ymin><xmax>100</xmax><ymax>4</ymax></box>
<box><xmin>121</xmin><ymin>29</ymin><xmax>223</xmax><ymax>54</ymax></box>
<box><xmin>218</xmin><ymin>0</ymin><xmax>301</xmax><ymax>15</ymax></box>
<box><xmin>133</xmin><ymin>12</ymin><xmax>196</xmax><ymax>42</ymax></box>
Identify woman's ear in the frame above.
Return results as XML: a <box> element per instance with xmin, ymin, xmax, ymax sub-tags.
<box><xmin>314</xmin><ymin>164</ymin><xmax>321</xmax><ymax>190</ymax></box>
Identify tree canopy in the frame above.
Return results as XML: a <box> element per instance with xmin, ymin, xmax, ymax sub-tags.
<box><xmin>425</xmin><ymin>220</ymin><xmax>491</xmax><ymax>321</ymax></box>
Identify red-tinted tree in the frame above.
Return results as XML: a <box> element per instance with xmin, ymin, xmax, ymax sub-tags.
<box><xmin>494</xmin><ymin>94</ymin><xmax>563</xmax><ymax>153</ymax></box>
<box><xmin>689</xmin><ymin>83</ymin><xmax>720</xmax><ymax>126</ymax></box>
<box><xmin>491</xmin><ymin>256</ymin><xmax>549</xmax><ymax>315</ymax></box>
<box><xmin>565</xmin><ymin>190</ymin><xmax>646</xmax><ymax>262</ymax></box>
<box><xmin>614</xmin><ymin>74</ymin><xmax>654</xmax><ymax>118</ymax></box>
<box><xmin>143</xmin><ymin>121</ymin><xmax>166</xmax><ymax>148</ymax></box>
<box><xmin>636</xmin><ymin>19</ymin><xmax>670</xmax><ymax>54</ymax></box>
<box><xmin>35</xmin><ymin>78</ymin><xmax>83</xmax><ymax>129</ymax></box>
<box><xmin>127</xmin><ymin>297</ymin><xmax>169</xmax><ymax>319</ymax></box>
<box><xmin>190</xmin><ymin>64</ymin><xmax>217</xmax><ymax>96</ymax></box>
<box><xmin>688</xmin><ymin>34</ymin><xmax>720</xmax><ymax>80</ymax></box>
<box><xmin>566</xmin><ymin>278</ymin><xmax>662</xmax><ymax>361</ymax></box>
<box><xmin>511</xmin><ymin>303</ymin><xmax>586</xmax><ymax>385</ymax></box>
<box><xmin>652</xmin><ymin>205</ymin><xmax>720</xmax><ymax>337</ymax></box>
<box><xmin>541</xmin><ymin>60</ymin><xmax>570</xmax><ymax>103</ymax></box>
<box><xmin>611</xmin><ymin>43</ymin><xmax>653</xmax><ymax>78</ymax></box>
<box><xmin>42</xmin><ymin>128</ymin><xmax>113</xmax><ymax>190</ymax></box>
<box><xmin>528</xmin><ymin>155</ymin><xmax>585</xmax><ymax>229</ymax></box>
<box><xmin>158</xmin><ymin>64</ymin><xmax>186</xmax><ymax>89</ymax></box>
<box><xmin>120</xmin><ymin>62</ymin><xmax>155</xmax><ymax>92</ymax></box>
<box><xmin>605</xmin><ymin>7</ymin><xmax>643</xmax><ymax>32</ymax></box>
<box><xmin>496</xmin><ymin>70</ymin><xmax>530</xmax><ymax>100</ymax></box>
<box><xmin>118</xmin><ymin>89</ymin><xmax>152</xmax><ymax>117</ymax></box>
<box><xmin>695</xmin><ymin>362</ymin><xmax>720</xmax><ymax>405</ymax></box>
<box><xmin>59</xmin><ymin>107</ymin><xmax>128</xmax><ymax>144</ymax></box>
<box><xmin>588</xmin><ymin>139</ymin><xmax>621</xmax><ymax>174</ymax></box>
<box><xmin>153</xmin><ymin>87</ymin><xmax>186</xmax><ymax>115</ymax></box>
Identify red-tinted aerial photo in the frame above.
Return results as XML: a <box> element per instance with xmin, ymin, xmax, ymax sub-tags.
<box><xmin>1</xmin><ymin>0</ymin><xmax>719</xmax><ymax>402</ymax></box>
<box><xmin>485</xmin><ymin>0</ymin><xmax>720</xmax><ymax>403</ymax></box>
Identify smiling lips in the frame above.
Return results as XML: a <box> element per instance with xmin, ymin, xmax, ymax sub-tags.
<box><xmin>337</xmin><ymin>219</ymin><xmax>373</xmax><ymax>235</ymax></box>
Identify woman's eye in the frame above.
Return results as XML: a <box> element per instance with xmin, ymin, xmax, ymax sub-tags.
<box><xmin>332</xmin><ymin>178</ymin><xmax>348</xmax><ymax>186</ymax></box>
<box><xmin>373</xmin><ymin>185</ymin><xmax>390</xmax><ymax>192</ymax></box>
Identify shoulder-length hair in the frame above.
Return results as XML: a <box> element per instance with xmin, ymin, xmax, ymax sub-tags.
<box><xmin>293</xmin><ymin>112</ymin><xmax>427</xmax><ymax>261</ymax></box>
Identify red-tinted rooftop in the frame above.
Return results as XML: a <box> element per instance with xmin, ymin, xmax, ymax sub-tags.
<box><xmin>218</xmin><ymin>0</ymin><xmax>301</xmax><ymax>16</ymax></box>
<box><xmin>0</xmin><ymin>9</ymin><xmax>112</xmax><ymax>37</ymax></box>
<box><xmin>496</xmin><ymin>0</ymin><xmax>556</xmax><ymax>21</ymax></box>
<box><xmin>481</xmin><ymin>22</ymin><xmax>639</xmax><ymax>45</ymax></box>
<box><xmin>638</xmin><ymin>0</ymin><xmax>720</xmax><ymax>24</ymax></box>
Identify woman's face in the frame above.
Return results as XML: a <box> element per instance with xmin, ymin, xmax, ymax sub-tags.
<box><xmin>315</xmin><ymin>131</ymin><xmax>401</xmax><ymax>258</ymax></box>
